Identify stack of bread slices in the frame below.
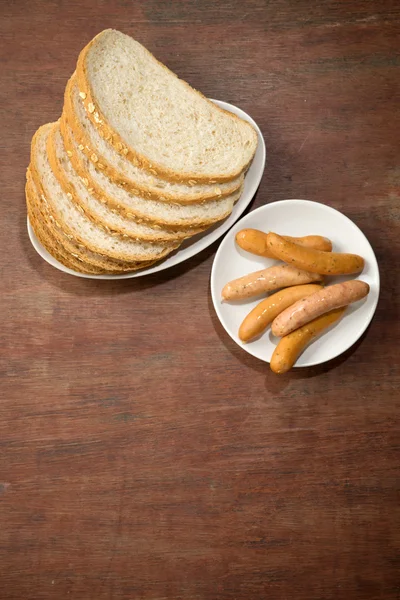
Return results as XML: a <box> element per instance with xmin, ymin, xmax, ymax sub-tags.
<box><xmin>27</xmin><ymin>29</ymin><xmax>258</xmax><ymax>274</ymax></box>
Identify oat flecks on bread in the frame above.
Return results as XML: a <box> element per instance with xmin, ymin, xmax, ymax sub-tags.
<box><xmin>27</xmin><ymin>168</ymin><xmax>154</xmax><ymax>273</ymax></box>
<box><xmin>75</xmin><ymin>29</ymin><xmax>258</xmax><ymax>183</ymax></box>
<box><xmin>26</xmin><ymin>179</ymin><xmax>107</xmax><ymax>274</ymax></box>
<box><xmin>61</xmin><ymin>115</ymin><xmax>241</xmax><ymax>230</ymax></box>
<box><xmin>26</xmin><ymin>171</ymin><xmax>136</xmax><ymax>273</ymax></box>
<box><xmin>65</xmin><ymin>76</ymin><xmax>244</xmax><ymax>204</ymax></box>
<box><xmin>50</xmin><ymin>122</ymin><xmax>201</xmax><ymax>243</ymax></box>
<box><xmin>30</xmin><ymin>123</ymin><xmax>178</xmax><ymax>264</ymax></box>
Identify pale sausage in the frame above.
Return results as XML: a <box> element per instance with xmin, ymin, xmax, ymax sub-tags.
<box><xmin>221</xmin><ymin>265</ymin><xmax>323</xmax><ymax>301</ymax></box>
<box><xmin>271</xmin><ymin>280</ymin><xmax>369</xmax><ymax>337</ymax></box>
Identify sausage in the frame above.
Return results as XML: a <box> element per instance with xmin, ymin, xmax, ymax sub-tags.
<box><xmin>239</xmin><ymin>284</ymin><xmax>323</xmax><ymax>342</ymax></box>
<box><xmin>221</xmin><ymin>265</ymin><xmax>323</xmax><ymax>301</ymax></box>
<box><xmin>266</xmin><ymin>232</ymin><xmax>364</xmax><ymax>275</ymax></box>
<box><xmin>236</xmin><ymin>229</ymin><xmax>332</xmax><ymax>258</ymax></box>
<box><xmin>270</xmin><ymin>307</ymin><xmax>347</xmax><ymax>374</ymax></box>
<box><xmin>271</xmin><ymin>280</ymin><xmax>369</xmax><ymax>337</ymax></box>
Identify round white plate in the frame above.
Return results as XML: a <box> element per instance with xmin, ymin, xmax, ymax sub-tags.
<box><xmin>211</xmin><ymin>200</ymin><xmax>380</xmax><ymax>367</ymax></box>
<box><xmin>27</xmin><ymin>99</ymin><xmax>265</xmax><ymax>279</ymax></box>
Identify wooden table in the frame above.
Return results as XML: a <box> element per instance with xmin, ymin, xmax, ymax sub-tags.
<box><xmin>1</xmin><ymin>1</ymin><xmax>399</xmax><ymax>598</ymax></box>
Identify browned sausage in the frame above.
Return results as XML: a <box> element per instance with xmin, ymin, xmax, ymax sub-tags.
<box><xmin>236</xmin><ymin>229</ymin><xmax>332</xmax><ymax>258</ymax></box>
<box><xmin>266</xmin><ymin>232</ymin><xmax>364</xmax><ymax>275</ymax></box>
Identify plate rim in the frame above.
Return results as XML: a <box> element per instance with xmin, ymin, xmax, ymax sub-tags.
<box><xmin>210</xmin><ymin>198</ymin><xmax>380</xmax><ymax>368</ymax></box>
<box><xmin>27</xmin><ymin>99</ymin><xmax>266</xmax><ymax>280</ymax></box>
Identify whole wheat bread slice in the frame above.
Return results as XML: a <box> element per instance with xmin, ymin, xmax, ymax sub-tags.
<box><xmin>61</xmin><ymin>116</ymin><xmax>241</xmax><ymax>230</ymax></box>
<box><xmin>75</xmin><ymin>29</ymin><xmax>257</xmax><ymax>184</ymax></box>
<box><xmin>65</xmin><ymin>76</ymin><xmax>243</xmax><ymax>204</ymax></box>
<box><xmin>30</xmin><ymin>123</ymin><xmax>179</xmax><ymax>264</ymax></box>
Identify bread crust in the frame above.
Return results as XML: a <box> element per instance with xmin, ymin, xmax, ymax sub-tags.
<box><xmin>29</xmin><ymin>124</ymin><xmax>164</xmax><ymax>267</ymax></box>
<box><xmin>75</xmin><ymin>30</ymin><xmax>257</xmax><ymax>185</ymax></box>
<box><xmin>27</xmin><ymin>183</ymin><xmax>106</xmax><ymax>274</ymax></box>
<box><xmin>27</xmin><ymin>168</ymin><xmax>154</xmax><ymax>273</ymax></box>
<box><xmin>26</xmin><ymin>176</ymin><xmax>124</xmax><ymax>274</ymax></box>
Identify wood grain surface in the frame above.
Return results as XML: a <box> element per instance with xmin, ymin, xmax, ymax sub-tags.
<box><xmin>1</xmin><ymin>1</ymin><xmax>400</xmax><ymax>598</ymax></box>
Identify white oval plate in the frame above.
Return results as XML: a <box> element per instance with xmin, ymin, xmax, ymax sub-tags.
<box><xmin>27</xmin><ymin>99</ymin><xmax>265</xmax><ymax>279</ymax></box>
<box><xmin>211</xmin><ymin>200</ymin><xmax>380</xmax><ymax>367</ymax></box>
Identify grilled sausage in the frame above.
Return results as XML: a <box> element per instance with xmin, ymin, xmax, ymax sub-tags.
<box><xmin>266</xmin><ymin>232</ymin><xmax>364</xmax><ymax>275</ymax></box>
<box><xmin>236</xmin><ymin>229</ymin><xmax>332</xmax><ymax>258</ymax></box>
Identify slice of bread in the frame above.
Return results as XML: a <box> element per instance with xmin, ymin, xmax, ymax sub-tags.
<box><xmin>26</xmin><ymin>178</ymin><xmax>108</xmax><ymax>274</ymax></box>
<box><xmin>75</xmin><ymin>29</ymin><xmax>258</xmax><ymax>183</ymax></box>
<box><xmin>30</xmin><ymin>123</ymin><xmax>179</xmax><ymax>264</ymax></box>
<box><xmin>29</xmin><ymin>209</ymin><xmax>100</xmax><ymax>273</ymax></box>
<box><xmin>27</xmin><ymin>169</ymin><xmax>153</xmax><ymax>273</ymax></box>
<box><xmin>61</xmin><ymin>116</ymin><xmax>241</xmax><ymax>230</ymax></box>
<box><xmin>65</xmin><ymin>77</ymin><xmax>243</xmax><ymax>204</ymax></box>
<box><xmin>50</xmin><ymin>122</ymin><xmax>201</xmax><ymax>243</ymax></box>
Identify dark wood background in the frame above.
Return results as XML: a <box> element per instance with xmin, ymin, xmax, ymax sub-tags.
<box><xmin>1</xmin><ymin>1</ymin><xmax>399</xmax><ymax>598</ymax></box>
